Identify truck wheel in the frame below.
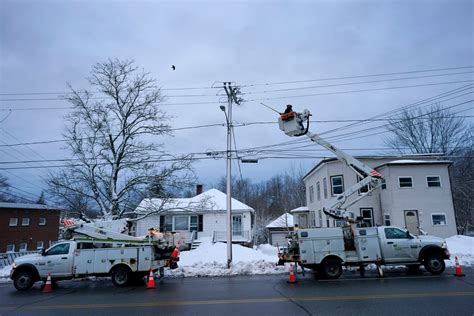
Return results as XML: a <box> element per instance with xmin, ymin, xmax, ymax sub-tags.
<box><xmin>424</xmin><ymin>254</ymin><xmax>445</xmax><ymax>275</ymax></box>
<box><xmin>321</xmin><ymin>258</ymin><xmax>343</xmax><ymax>279</ymax></box>
<box><xmin>111</xmin><ymin>267</ymin><xmax>131</xmax><ymax>287</ymax></box>
<box><xmin>13</xmin><ymin>271</ymin><xmax>35</xmax><ymax>291</ymax></box>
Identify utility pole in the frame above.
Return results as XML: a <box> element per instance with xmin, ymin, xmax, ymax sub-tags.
<box><xmin>221</xmin><ymin>82</ymin><xmax>242</xmax><ymax>269</ymax></box>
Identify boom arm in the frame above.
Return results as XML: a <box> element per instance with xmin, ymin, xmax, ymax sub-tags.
<box><xmin>278</xmin><ymin>109</ymin><xmax>383</xmax><ymax>222</ymax></box>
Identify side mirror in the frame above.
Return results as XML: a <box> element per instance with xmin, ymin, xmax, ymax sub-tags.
<box><xmin>41</xmin><ymin>248</ymin><xmax>46</xmax><ymax>256</ymax></box>
<box><xmin>406</xmin><ymin>231</ymin><xmax>413</xmax><ymax>239</ymax></box>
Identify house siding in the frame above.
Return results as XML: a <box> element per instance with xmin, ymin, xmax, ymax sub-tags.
<box><xmin>303</xmin><ymin>158</ymin><xmax>457</xmax><ymax>238</ymax></box>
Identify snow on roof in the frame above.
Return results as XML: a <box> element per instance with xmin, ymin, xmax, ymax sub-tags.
<box><xmin>378</xmin><ymin>160</ymin><xmax>452</xmax><ymax>167</ymax></box>
<box><xmin>290</xmin><ymin>206</ymin><xmax>309</xmax><ymax>213</ymax></box>
<box><xmin>266</xmin><ymin>213</ymin><xmax>293</xmax><ymax>228</ymax></box>
<box><xmin>136</xmin><ymin>188</ymin><xmax>255</xmax><ymax>214</ymax></box>
<box><xmin>0</xmin><ymin>202</ymin><xmax>62</xmax><ymax>211</ymax></box>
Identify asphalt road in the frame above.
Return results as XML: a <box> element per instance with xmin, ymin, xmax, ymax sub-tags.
<box><xmin>0</xmin><ymin>267</ymin><xmax>473</xmax><ymax>316</ymax></box>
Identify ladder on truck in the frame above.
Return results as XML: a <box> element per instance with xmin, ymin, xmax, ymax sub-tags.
<box><xmin>278</xmin><ymin>108</ymin><xmax>383</xmax><ymax>223</ymax></box>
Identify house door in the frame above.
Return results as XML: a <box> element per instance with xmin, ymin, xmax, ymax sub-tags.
<box><xmin>404</xmin><ymin>210</ymin><xmax>419</xmax><ymax>235</ymax></box>
<box><xmin>232</xmin><ymin>215</ymin><xmax>242</xmax><ymax>236</ymax></box>
<box><xmin>299</xmin><ymin>214</ymin><xmax>308</xmax><ymax>228</ymax></box>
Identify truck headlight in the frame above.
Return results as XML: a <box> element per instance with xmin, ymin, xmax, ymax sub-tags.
<box><xmin>11</xmin><ymin>263</ymin><xmax>16</xmax><ymax>270</ymax></box>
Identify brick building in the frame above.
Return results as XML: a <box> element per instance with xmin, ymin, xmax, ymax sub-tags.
<box><xmin>0</xmin><ymin>202</ymin><xmax>61</xmax><ymax>253</ymax></box>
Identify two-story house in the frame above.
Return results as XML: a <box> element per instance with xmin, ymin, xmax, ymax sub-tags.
<box><xmin>298</xmin><ymin>156</ymin><xmax>457</xmax><ymax>238</ymax></box>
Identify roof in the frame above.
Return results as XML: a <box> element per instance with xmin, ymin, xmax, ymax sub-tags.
<box><xmin>290</xmin><ymin>206</ymin><xmax>309</xmax><ymax>213</ymax></box>
<box><xmin>377</xmin><ymin>160</ymin><xmax>452</xmax><ymax>168</ymax></box>
<box><xmin>0</xmin><ymin>202</ymin><xmax>62</xmax><ymax>211</ymax></box>
<box><xmin>303</xmin><ymin>155</ymin><xmax>450</xmax><ymax>180</ymax></box>
<box><xmin>136</xmin><ymin>188</ymin><xmax>255</xmax><ymax>214</ymax></box>
<box><xmin>266</xmin><ymin>213</ymin><xmax>294</xmax><ymax>228</ymax></box>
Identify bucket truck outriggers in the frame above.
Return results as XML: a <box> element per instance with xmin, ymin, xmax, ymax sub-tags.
<box><xmin>277</xmin><ymin>108</ymin><xmax>450</xmax><ymax>278</ymax></box>
<box><xmin>10</xmin><ymin>224</ymin><xmax>180</xmax><ymax>291</ymax></box>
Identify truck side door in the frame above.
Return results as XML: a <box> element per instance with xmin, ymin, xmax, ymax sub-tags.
<box><xmin>381</xmin><ymin>227</ymin><xmax>413</xmax><ymax>262</ymax></box>
<box><xmin>36</xmin><ymin>242</ymin><xmax>74</xmax><ymax>278</ymax></box>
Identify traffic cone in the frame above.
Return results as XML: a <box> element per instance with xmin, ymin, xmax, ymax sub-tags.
<box><xmin>454</xmin><ymin>256</ymin><xmax>465</xmax><ymax>277</ymax></box>
<box><xmin>43</xmin><ymin>273</ymin><xmax>53</xmax><ymax>293</ymax></box>
<box><xmin>146</xmin><ymin>269</ymin><xmax>155</xmax><ymax>289</ymax></box>
<box><xmin>287</xmin><ymin>263</ymin><xmax>297</xmax><ymax>283</ymax></box>
<box><xmin>170</xmin><ymin>242</ymin><xmax>180</xmax><ymax>259</ymax></box>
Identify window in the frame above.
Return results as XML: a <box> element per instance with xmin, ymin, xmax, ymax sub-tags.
<box><xmin>323</xmin><ymin>178</ymin><xmax>328</xmax><ymax>199</ymax></box>
<box><xmin>39</xmin><ymin>218</ymin><xmax>46</xmax><ymax>226</ymax></box>
<box><xmin>427</xmin><ymin>176</ymin><xmax>441</xmax><ymax>187</ymax></box>
<box><xmin>398</xmin><ymin>177</ymin><xmax>413</xmax><ymax>188</ymax></box>
<box><xmin>357</xmin><ymin>175</ymin><xmax>371</xmax><ymax>194</ymax></box>
<box><xmin>19</xmin><ymin>243</ymin><xmax>28</xmax><ymax>252</ymax></box>
<box><xmin>37</xmin><ymin>241</ymin><xmax>44</xmax><ymax>250</ymax></box>
<box><xmin>331</xmin><ymin>175</ymin><xmax>344</xmax><ymax>195</ymax></box>
<box><xmin>335</xmin><ymin>220</ymin><xmax>346</xmax><ymax>227</ymax></box>
<box><xmin>384</xmin><ymin>227</ymin><xmax>408</xmax><ymax>239</ymax></box>
<box><xmin>432</xmin><ymin>214</ymin><xmax>447</xmax><ymax>226</ymax></box>
<box><xmin>190</xmin><ymin>215</ymin><xmax>198</xmax><ymax>232</ymax></box>
<box><xmin>360</xmin><ymin>208</ymin><xmax>374</xmax><ymax>227</ymax></box>
<box><xmin>45</xmin><ymin>243</ymin><xmax>70</xmax><ymax>256</ymax></box>
<box><xmin>318</xmin><ymin>210</ymin><xmax>323</xmax><ymax>227</ymax></box>
<box><xmin>384</xmin><ymin>214</ymin><xmax>391</xmax><ymax>226</ymax></box>
<box><xmin>174</xmin><ymin>216</ymin><xmax>189</xmax><ymax>230</ymax></box>
<box><xmin>309</xmin><ymin>185</ymin><xmax>314</xmax><ymax>203</ymax></box>
<box><xmin>9</xmin><ymin>218</ymin><xmax>18</xmax><ymax>226</ymax></box>
<box><xmin>22</xmin><ymin>218</ymin><xmax>30</xmax><ymax>226</ymax></box>
<box><xmin>6</xmin><ymin>244</ymin><xmax>15</xmax><ymax>253</ymax></box>
<box><xmin>381</xmin><ymin>178</ymin><xmax>387</xmax><ymax>190</ymax></box>
<box><xmin>316</xmin><ymin>182</ymin><xmax>321</xmax><ymax>201</ymax></box>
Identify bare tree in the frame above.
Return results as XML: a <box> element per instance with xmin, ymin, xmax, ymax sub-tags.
<box><xmin>0</xmin><ymin>174</ymin><xmax>16</xmax><ymax>202</ymax></box>
<box><xmin>385</xmin><ymin>104</ymin><xmax>472</xmax><ymax>155</ymax></box>
<box><xmin>48</xmin><ymin>59</ymin><xmax>194</xmax><ymax>219</ymax></box>
<box><xmin>385</xmin><ymin>103</ymin><xmax>473</xmax><ymax>234</ymax></box>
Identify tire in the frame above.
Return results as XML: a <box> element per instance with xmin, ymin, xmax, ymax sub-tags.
<box><xmin>321</xmin><ymin>258</ymin><xmax>343</xmax><ymax>279</ymax></box>
<box><xmin>111</xmin><ymin>267</ymin><xmax>131</xmax><ymax>287</ymax></box>
<box><xmin>423</xmin><ymin>254</ymin><xmax>445</xmax><ymax>275</ymax></box>
<box><xmin>13</xmin><ymin>271</ymin><xmax>35</xmax><ymax>291</ymax></box>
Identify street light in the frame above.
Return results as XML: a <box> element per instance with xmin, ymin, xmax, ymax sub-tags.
<box><xmin>220</xmin><ymin>104</ymin><xmax>232</xmax><ymax>268</ymax></box>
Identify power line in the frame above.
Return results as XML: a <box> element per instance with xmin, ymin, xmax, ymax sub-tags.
<box><xmin>245</xmin><ymin>80</ymin><xmax>474</xmax><ymax>102</ymax></box>
<box><xmin>243</xmin><ymin>71</ymin><xmax>474</xmax><ymax>95</ymax></box>
<box><xmin>240</xmin><ymin>66</ymin><xmax>474</xmax><ymax>87</ymax></box>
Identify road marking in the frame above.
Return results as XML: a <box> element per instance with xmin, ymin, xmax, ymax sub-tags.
<box><xmin>0</xmin><ymin>291</ymin><xmax>473</xmax><ymax>311</ymax></box>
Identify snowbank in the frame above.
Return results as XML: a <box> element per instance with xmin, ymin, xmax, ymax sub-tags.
<box><xmin>0</xmin><ymin>265</ymin><xmax>12</xmax><ymax>282</ymax></box>
<box><xmin>445</xmin><ymin>235</ymin><xmax>474</xmax><ymax>267</ymax></box>
<box><xmin>166</xmin><ymin>240</ymin><xmax>287</xmax><ymax>277</ymax></box>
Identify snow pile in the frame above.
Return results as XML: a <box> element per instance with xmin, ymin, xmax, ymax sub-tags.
<box><xmin>166</xmin><ymin>240</ymin><xmax>287</xmax><ymax>277</ymax></box>
<box><xmin>0</xmin><ymin>265</ymin><xmax>12</xmax><ymax>282</ymax></box>
<box><xmin>446</xmin><ymin>235</ymin><xmax>474</xmax><ymax>267</ymax></box>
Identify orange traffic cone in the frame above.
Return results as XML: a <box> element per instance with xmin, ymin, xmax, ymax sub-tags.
<box><xmin>146</xmin><ymin>269</ymin><xmax>156</xmax><ymax>289</ymax></box>
<box><xmin>454</xmin><ymin>256</ymin><xmax>465</xmax><ymax>277</ymax></box>
<box><xmin>287</xmin><ymin>263</ymin><xmax>297</xmax><ymax>283</ymax></box>
<box><xmin>170</xmin><ymin>242</ymin><xmax>180</xmax><ymax>259</ymax></box>
<box><xmin>43</xmin><ymin>273</ymin><xmax>53</xmax><ymax>293</ymax></box>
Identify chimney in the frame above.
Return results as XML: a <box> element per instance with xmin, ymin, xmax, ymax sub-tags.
<box><xmin>196</xmin><ymin>184</ymin><xmax>203</xmax><ymax>196</ymax></box>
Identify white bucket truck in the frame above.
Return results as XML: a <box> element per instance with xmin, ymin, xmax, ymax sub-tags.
<box><xmin>10</xmin><ymin>224</ymin><xmax>180</xmax><ymax>291</ymax></box>
<box><xmin>276</xmin><ymin>107</ymin><xmax>450</xmax><ymax>278</ymax></box>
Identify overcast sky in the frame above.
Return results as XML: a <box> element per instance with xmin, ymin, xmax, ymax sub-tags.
<box><xmin>0</xmin><ymin>0</ymin><xmax>473</xmax><ymax>202</ymax></box>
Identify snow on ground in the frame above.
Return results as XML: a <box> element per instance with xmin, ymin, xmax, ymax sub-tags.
<box><xmin>445</xmin><ymin>235</ymin><xmax>474</xmax><ymax>267</ymax></box>
<box><xmin>0</xmin><ymin>265</ymin><xmax>12</xmax><ymax>282</ymax></box>
<box><xmin>166</xmin><ymin>240</ymin><xmax>288</xmax><ymax>277</ymax></box>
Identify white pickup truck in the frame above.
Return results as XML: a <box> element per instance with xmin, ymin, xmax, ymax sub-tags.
<box><xmin>10</xmin><ymin>239</ymin><xmax>179</xmax><ymax>291</ymax></box>
<box><xmin>278</xmin><ymin>225</ymin><xmax>450</xmax><ymax>279</ymax></box>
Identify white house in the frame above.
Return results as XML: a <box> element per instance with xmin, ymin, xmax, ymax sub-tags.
<box><xmin>265</xmin><ymin>213</ymin><xmax>294</xmax><ymax>247</ymax></box>
<box><xmin>134</xmin><ymin>188</ymin><xmax>255</xmax><ymax>247</ymax></box>
<box><xmin>300</xmin><ymin>155</ymin><xmax>457</xmax><ymax>238</ymax></box>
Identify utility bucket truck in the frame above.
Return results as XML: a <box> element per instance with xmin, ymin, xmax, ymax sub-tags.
<box><xmin>10</xmin><ymin>224</ymin><xmax>180</xmax><ymax>291</ymax></box>
<box><xmin>277</xmin><ymin>108</ymin><xmax>450</xmax><ymax>278</ymax></box>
